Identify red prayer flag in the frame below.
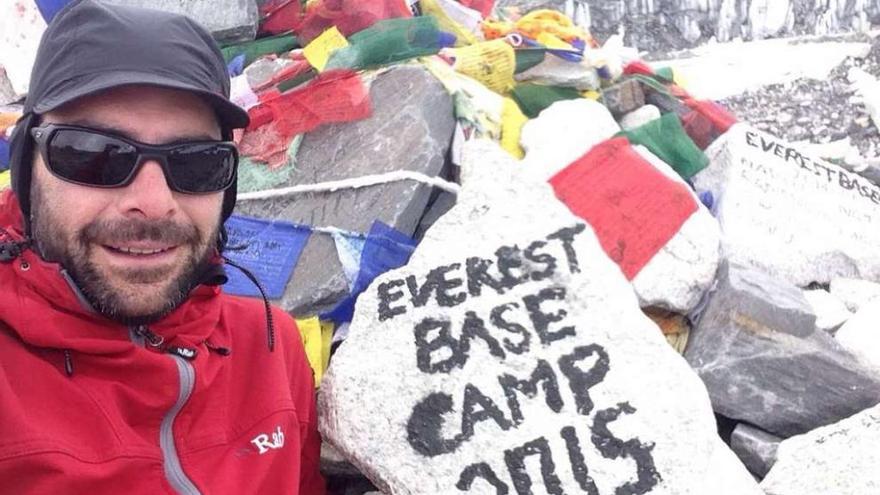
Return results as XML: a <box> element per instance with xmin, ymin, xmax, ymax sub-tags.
<box><xmin>549</xmin><ymin>137</ymin><xmax>698</xmax><ymax>280</ymax></box>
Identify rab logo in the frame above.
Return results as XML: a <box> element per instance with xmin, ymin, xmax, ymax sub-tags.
<box><xmin>251</xmin><ymin>426</ymin><xmax>285</xmax><ymax>454</ymax></box>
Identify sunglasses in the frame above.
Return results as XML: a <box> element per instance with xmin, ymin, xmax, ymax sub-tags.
<box><xmin>30</xmin><ymin>123</ymin><xmax>238</xmax><ymax>194</ymax></box>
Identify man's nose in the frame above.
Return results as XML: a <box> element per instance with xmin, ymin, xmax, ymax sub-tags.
<box><xmin>117</xmin><ymin>159</ymin><xmax>176</xmax><ymax>219</ymax></box>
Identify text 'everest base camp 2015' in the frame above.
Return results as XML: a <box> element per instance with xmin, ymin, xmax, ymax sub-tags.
<box><xmin>5</xmin><ymin>0</ymin><xmax>880</xmax><ymax>493</ymax></box>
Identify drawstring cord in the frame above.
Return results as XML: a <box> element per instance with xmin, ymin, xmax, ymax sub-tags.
<box><xmin>63</xmin><ymin>349</ymin><xmax>74</xmax><ymax>377</ymax></box>
<box><xmin>222</xmin><ymin>257</ymin><xmax>276</xmax><ymax>352</ymax></box>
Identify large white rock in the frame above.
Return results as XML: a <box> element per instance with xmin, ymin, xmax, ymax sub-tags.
<box><xmin>835</xmin><ymin>301</ymin><xmax>880</xmax><ymax>374</ymax></box>
<box><xmin>515</xmin><ymin>56</ymin><xmax>600</xmax><ymax>91</ymax></box>
<box><xmin>696</xmin><ymin>124</ymin><xmax>880</xmax><ymax>286</ymax></box>
<box><xmin>0</xmin><ymin>0</ymin><xmax>46</xmax><ymax>98</ymax></box>
<box><xmin>319</xmin><ymin>140</ymin><xmax>760</xmax><ymax>495</ymax></box>
<box><xmin>761</xmin><ymin>404</ymin><xmax>880</xmax><ymax>495</ymax></box>
<box><xmin>829</xmin><ymin>277</ymin><xmax>880</xmax><ymax>312</ymax></box>
<box><xmin>802</xmin><ymin>288</ymin><xmax>852</xmax><ymax>332</ymax></box>
<box><xmin>521</xmin><ymin>103</ymin><xmax>720</xmax><ymax>312</ymax></box>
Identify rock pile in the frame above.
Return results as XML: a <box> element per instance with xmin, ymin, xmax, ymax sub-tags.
<box><xmin>3</xmin><ymin>1</ymin><xmax>880</xmax><ymax>494</ymax></box>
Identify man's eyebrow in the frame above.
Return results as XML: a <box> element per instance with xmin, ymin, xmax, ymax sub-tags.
<box><xmin>61</xmin><ymin>118</ymin><xmax>219</xmax><ymax>143</ymax></box>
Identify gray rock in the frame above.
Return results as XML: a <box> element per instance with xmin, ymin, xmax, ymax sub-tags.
<box><xmin>0</xmin><ymin>69</ymin><xmax>15</xmax><ymax>106</ymax></box>
<box><xmin>761</xmin><ymin>404</ymin><xmax>880</xmax><ymax>495</ymax></box>
<box><xmin>103</xmin><ymin>0</ymin><xmax>259</xmax><ymax>43</ymax></box>
<box><xmin>235</xmin><ymin>66</ymin><xmax>455</xmax><ymax>316</ymax></box>
<box><xmin>684</xmin><ymin>260</ymin><xmax>880</xmax><ymax>438</ymax></box>
<box><xmin>319</xmin><ymin>140</ymin><xmax>761</xmax><ymax>495</ymax></box>
<box><xmin>730</xmin><ymin>423</ymin><xmax>782</xmax><ymax>479</ymax></box>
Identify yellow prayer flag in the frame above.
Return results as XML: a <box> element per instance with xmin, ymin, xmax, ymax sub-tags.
<box><xmin>303</xmin><ymin>26</ymin><xmax>349</xmax><ymax>72</ymax></box>
<box><xmin>536</xmin><ymin>32</ymin><xmax>573</xmax><ymax>51</ymax></box>
<box><xmin>420</xmin><ymin>0</ymin><xmax>478</xmax><ymax>47</ymax></box>
<box><xmin>450</xmin><ymin>39</ymin><xmax>516</xmax><ymax>94</ymax></box>
<box><xmin>319</xmin><ymin>320</ymin><xmax>333</xmax><ymax>379</ymax></box>
<box><xmin>0</xmin><ymin>171</ymin><xmax>9</xmax><ymax>190</ymax></box>
<box><xmin>295</xmin><ymin>316</ymin><xmax>325</xmax><ymax>387</ymax></box>
<box><xmin>500</xmin><ymin>97</ymin><xmax>527</xmax><ymax>159</ymax></box>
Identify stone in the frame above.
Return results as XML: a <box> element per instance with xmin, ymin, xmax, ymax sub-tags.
<box><xmin>601</xmin><ymin>79</ymin><xmax>645</xmax><ymax>117</ymax></box>
<box><xmin>829</xmin><ymin>277</ymin><xmax>880</xmax><ymax>312</ymax></box>
<box><xmin>835</xmin><ymin>301</ymin><xmax>880</xmax><ymax>374</ymax></box>
<box><xmin>802</xmin><ymin>288</ymin><xmax>852</xmax><ymax>332</ymax></box>
<box><xmin>0</xmin><ymin>0</ymin><xmax>46</xmax><ymax>97</ymax></box>
<box><xmin>760</xmin><ymin>404</ymin><xmax>880</xmax><ymax>495</ymax></box>
<box><xmin>520</xmin><ymin>99</ymin><xmax>620</xmax><ymax>181</ymax></box>
<box><xmin>0</xmin><ymin>69</ymin><xmax>15</xmax><ymax>106</ymax></box>
<box><xmin>523</xmin><ymin>107</ymin><xmax>720</xmax><ymax>313</ymax></box>
<box><xmin>235</xmin><ymin>65</ymin><xmax>455</xmax><ymax>315</ymax></box>
<box><xmin>103</xmin><ymin>0</ymin><xmax>259</xmax><ymax>43</ymax></box>
<box><xmin>319</xmin><ymin>139</ymin><xmax>761</xmax><ymax>495</ymax></box>
<box><xmin>694</xmin><ymin>124</ymin><xmax>880</xmax><ymax>287</ymax></box>
<box><xmin>729</xmin><ymin>423</ymin><xmax>781</xmax><ymax>479</ymax></box>
<box><xmin>620</xmin><ymin>105</ymin><xmax>662</xmax><ymax>130</ymax></box>
<box><xmin>684</xmin><ymin>260</ymin><xmax>880</xmax><ymax>438</ymax></box>
<box><xmin>514</xmin><ymin>56</ymin><xmax>600</xmax><ymax>91</ymax></box>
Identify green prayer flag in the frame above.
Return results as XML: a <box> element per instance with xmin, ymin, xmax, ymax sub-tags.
<box><xmin>511</xmin><ymin>83</ymin><xmax>582</xmax><ymax>118</ymax></box>
<box><xmin>617</xmin><ymin>112</ymin><xmax>709</xmax><ymax>179</ymax></box>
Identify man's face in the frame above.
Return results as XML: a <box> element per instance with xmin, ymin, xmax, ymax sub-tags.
<box><xmin>30</xmin><ymin>85</ymin><xmax>225</xmax><ymax>325</ymax></box>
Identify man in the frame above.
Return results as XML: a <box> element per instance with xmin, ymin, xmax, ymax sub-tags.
<box><xmin>0</xmin><ymin>1</ymin><xmax>325</xmax><ymax>493</ymax></box>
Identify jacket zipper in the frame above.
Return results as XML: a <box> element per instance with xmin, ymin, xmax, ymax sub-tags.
<box><xmin>131</xmin><ymin>325</ymin><xmax>202</xmax><ymax>495</ymax></box>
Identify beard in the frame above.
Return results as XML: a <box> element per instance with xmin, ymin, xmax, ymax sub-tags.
<box><xmin>30</xmin><ymin>181</ymin><xmax>219</xmax><ymax>326</ymax></box>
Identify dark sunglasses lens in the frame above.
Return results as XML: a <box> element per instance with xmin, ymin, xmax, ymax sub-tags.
<box><xmin>46</xmin><ymin>129</ymin><xmax>137</xmax><ymax>186</ymax></box>
<box><xmin>167</xmin><ymin>144</ymin><xmax>236</xmax><ymax>193</ymax></box>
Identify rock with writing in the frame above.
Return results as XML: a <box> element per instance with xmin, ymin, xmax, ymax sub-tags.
<box><xmin>236</xmin><ymin>66</ymin><xmax>455</xmax><ymax>315</ymax></box>
<box><xmin>684</xmin><ymin>260</ymin><xmax>880</xmax><ymax>438</ymax></box>
<box><xmin>760</xmin><ymin>404</ymin><xmax>880</xmax><ymax>495</ymax></box>
<box><xmin>695</xmin><ymin>124</ymin><xmax>880</xmax><ymax>286</ymax></box>
<box><xmin>730</xmin><ymin>423</ymin><xmax>781</xmax><ymax>479</ymax></box>
<box><xmin>523</xmin><ymin>107</ymin><xmax>720</xmax><ymax>313</ymax></box>
<box><xmin>319</xmin><ymin>140</ymin><xmax>761</xmax><ymax>495</ymax></box>
<box><xmin>103</xmin><ymin>0</ymin><xmax>259</xmax><ymax>42</ymax></box>
<box><xmin>835</xmin><ymin>301</ymin><xmax>880</xmax><ymax>374</ymax></box>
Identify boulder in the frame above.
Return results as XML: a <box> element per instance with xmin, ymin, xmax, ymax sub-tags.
<box><xmin>514</xmin><ymin>56</ymin><xmax>600</xmax><ymax>91</ymax></box>
<box><xmin>104</xmin><ymin>0</ymin><xmax>259</xmax><ymax>43</ymax></box>
<box><xmin>684</xmin><ymin>260</ymin><xmax>880</xmax><ymax>438</ymax></box>
<box><xmin>620</xmin><ymin>105</ymin><xmax>662</xmax><ymax>130</ymax></box>
<box><xmin>235</xmin><ymin>65</ymin><xmax>455</xmax><ymax>316</ymax></box>
<box><xmin>319</xmin><ymin>139</ymin><xmax>761</xmax><ymax>495</ymax></box>
<box><xmin>729</xmin><ymin>423</ymin><xmax>781</xmax><ymax>479</ymax></box>
<box><xmin>523</xmin><ymin>108</ymin><xmax>720</xmax><ymax>313</ymax></box>
<box><xmin>761</xmin><ymin>404</ymin><xmax>880</xmax><ymax>495</ymax></box>
<box><xmin>695</xmin><ymin>124</ymin><xmax>880</xmax><ymax>286</ymax></box>
<box><xmin>802</xmin><ymin>288</ymin><xmax>852</xmax><ymax>332</ymax></box>
<box><xmin>835</xmin><ymin>301</ymin><xmax>880</xmax><ymax>374</ymax></box>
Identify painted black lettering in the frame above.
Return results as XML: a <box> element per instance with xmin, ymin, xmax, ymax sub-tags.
<box><xmin>839</xmin><ymin>172</ymin><xmax>855</xmax><ymax>190</ymax></box>
<box><xmin>504</xmin><ymin>437</ymin><xmax>564</xmax><ymax>495</ymax></box>
<box><xmin>592</xmin><ymin>402</ymin><xmax>661</xmax><ymax>495</ymax></box>
<box><xmin>457</xmin><ymin>463</ymin><xmax>510</xmax><ymax>494</ymax></box>
<box><xmin>772</xmin><ymin>143</ymin><xmax>785</xmax><ymax>158</ymax></box>
<box><xmin>560</xmin><ymin>426</ymin><xmax>599</xmax><ymax>495</ymax></box>
<box><xmin>498</xmin><ymin>359</ymin><xmax>564</xmax><ymax>424</ymax></box>
<box><xmin>496</xmin><ymin>245</ymin><xmax>531</xmax><ymax>290</ymax></box>
<box><xmin>558</xmin><ymin>344</ymin><xmax>611</xmax><ymax>416</ymax></box>
<box><xmin>414</xmin><ymin>317</ymin><xmax>464</xmax><ymax>374</ymax></box>
<box><xmin>546</xmin><ymin>224</ymin><xmax>586</xmax><ymax>274</ymax></box>
<box><xmin>759</xmin><ymin>135</ymin><xmax>775</xmax><ymax>153</ymax></box>
<box><xmin>461</xmin><ymin>311</ymin><xmax>507</xmax><ymax>360</ymax></box>
<box><xmin>523</xmin><ymin>240</ymin><xmax>557</xmax><ymax>281</ymax></box>
<box><xmin>461</xmin><ymin>384</ymin><xmax>513</xmax><ymax>439</ymax></box>
<box><xmin>406</xmin><ymin>263</ymin><xmax>467</xmax><ymax>309</ymax></box>
<box><xmin>490</xmin><ymin>302</ymin><xmax>531</xmax><ymax>355</ymax></box>
<box><xmin>523</xmin><ymin>287</ymin><xmax>576</xmax><ymax>345</ymax></box>
<box><xmin>406</xmin><ymin>392</ymin><xmax>464</xmax><ymax>457</ymax></box>
<box><xmin>744</xmin><ymin>131</ymin><xmax>758</xmax><ymax>148</ymax></box>
<box><xmin>466</xmin><ymin>257</ymin><xmax>506</xmax><ymax>297</ymax></box>
<box><xmin>377</xmin><ymin>279</ymin><xmax>407</xmax><ymax>321</ymax></box>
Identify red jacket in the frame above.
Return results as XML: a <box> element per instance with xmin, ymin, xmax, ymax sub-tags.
<box><xmin>0</xmin><ymin>190</ymin><xmax>325</xmax><ymax>494</ymax></box>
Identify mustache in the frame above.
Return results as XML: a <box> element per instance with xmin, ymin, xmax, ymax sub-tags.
<box><xmin>79</xmin><ymin>218</ymin><xmax>201</xmax><ymax>246</ymax></box>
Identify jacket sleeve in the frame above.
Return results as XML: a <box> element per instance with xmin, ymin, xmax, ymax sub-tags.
<box><xmin>285</xmin><ymin>313</ymin><xmax>327</xmax><ymax>495</ymax></box>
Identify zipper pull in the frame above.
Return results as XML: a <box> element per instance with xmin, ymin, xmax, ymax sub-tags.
<box><xmin>167</xmin><ymin>345</ymin><xmax>198</xmax><ymax>361</ymax></box>
<box><xmin>134</xmin><ymin>325</ymin><xmax>165</xmax><ymax>348</ymax></box>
